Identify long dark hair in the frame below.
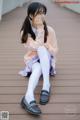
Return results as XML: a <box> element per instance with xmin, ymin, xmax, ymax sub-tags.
<box><xmin>21</xmin><ymin>2</ymin><xmax>48</xmax><ymax>44</ymax></box>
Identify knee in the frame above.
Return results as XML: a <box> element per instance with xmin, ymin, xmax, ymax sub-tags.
<box><xmin>37</xmin><ymin>46</ymin><xmax>46</xmax><ymax>52</ymax></box>
<box><xmin>37</xmin><ymin>46</ymin><xmax>50</xmax><ymax>59</ymax></box>
<box><xmin>37</xmin><ymin>46</ymin><xmax>48</xmax><ymax>56</ymax></box>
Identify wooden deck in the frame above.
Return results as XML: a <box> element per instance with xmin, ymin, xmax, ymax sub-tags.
<box><xmin>0</xmin><ymin>0</ymin><xmax>80</xmax><ymax>120</ymax></box>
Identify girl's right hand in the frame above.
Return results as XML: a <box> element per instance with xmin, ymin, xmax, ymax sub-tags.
<box><xmin>28</xmin><ymin>51</ymin><xmax>38</xmax><ymax>57</ymax></box>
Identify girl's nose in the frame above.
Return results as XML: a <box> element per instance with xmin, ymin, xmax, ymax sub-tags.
<box><xmin>37</xmin><ymin>14</ymin><xmax>45</xmax><ymax>20</ymax></box>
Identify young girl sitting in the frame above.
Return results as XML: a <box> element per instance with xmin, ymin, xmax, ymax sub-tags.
<box><xmin>19</xmin><ymin>2</ymin><xmax>58</xmax><ymax>116</ymax></box>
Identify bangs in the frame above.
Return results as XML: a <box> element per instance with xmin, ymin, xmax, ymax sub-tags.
<box><xmin>35</xmin><ymin>7</ymin><xmax>46</xmax><ymax>16</ymax></box>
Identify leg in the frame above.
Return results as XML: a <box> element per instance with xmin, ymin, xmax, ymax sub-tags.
<box><xmin>25</xmin><ymin>62</ymin><xmax>42</xmax><ymax>104</ymax></box>
<box><xmin>37</xmin><ymin>46</ymin><xmax>51</xmax><ymax>92</ymax></box>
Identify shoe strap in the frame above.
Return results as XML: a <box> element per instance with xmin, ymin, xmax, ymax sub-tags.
<box><xmin>30</xmin><ymin>100</ymin><xmax>37</xmax><ymax>107</ymax></box>
<box><xmin>41</xmin><ymin>90</ymin><xmax>49</xmax><ymax>96</ymax></box>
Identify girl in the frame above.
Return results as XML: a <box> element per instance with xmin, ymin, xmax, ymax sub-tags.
<box><xmin>20</xmin><ymin>2</ymin><xmax>58</xmax><ymax>115</ymax></box>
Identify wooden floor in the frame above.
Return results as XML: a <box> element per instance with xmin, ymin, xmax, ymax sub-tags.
<box><xmin>0</xmin><ymin>0</ymin><xmax>80</xmax><ymax>120</ymax></box>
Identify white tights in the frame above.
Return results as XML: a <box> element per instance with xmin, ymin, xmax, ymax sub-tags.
<box><xmin>25</xmin><ymin>46</ymin><xmax>51</xmax><ymax>103</ymax></box>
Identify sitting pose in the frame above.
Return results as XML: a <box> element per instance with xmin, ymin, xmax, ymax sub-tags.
<box><xmin>19</xmin><ymin>2</ymin><xmax>58</xmax><ymax>115</ymax></box>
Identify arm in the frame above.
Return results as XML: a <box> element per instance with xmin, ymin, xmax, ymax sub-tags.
<box><xmin>20</xmin><ymin>31</ymin><xmax>41</xmax><ymax>50</ymax></box>
<box><xmin>23</xmin><ymin>36</ymin><xmax>42</xmax><ymax>50</ymax></box>
<box><xmin>44</xmin><ymin>27</ymin><xmax>58</xmax><ymax>56</ymax></box>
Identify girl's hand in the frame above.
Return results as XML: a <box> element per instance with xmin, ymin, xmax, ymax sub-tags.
<box><xmin>28</xmin><ymin>51</ymin><xmax>38</xmax><ymax>57</ymax></box>
<box><xmin>24</xmin><ymin>51</ymin><xmax>38</xmax><ymax>61</ymax></box>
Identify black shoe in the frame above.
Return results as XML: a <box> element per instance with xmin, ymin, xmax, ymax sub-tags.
<box><xmin>40</xmin><ymin>88</ymin><xmax>51</xmax><ymax>105</ymax></box>
<box><xmin>26</xmin><ymin>72</ymin><xmax>31</xmax><ymax>77</ymax></box>
<box><xmin>21</xmin><ymin>96</ymin><xmax>42</xmax><ymax>115</ymax></box>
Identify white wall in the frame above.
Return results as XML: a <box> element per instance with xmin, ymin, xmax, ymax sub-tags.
<box><xmin>0</xmin><ymin>0</ymin><xmax>3</xmax><ymax>20</ymax></box>
<box><xmin>0</xmin><ymin>0</ymin><xmax>30</xmax><ymax>20</ymax></box>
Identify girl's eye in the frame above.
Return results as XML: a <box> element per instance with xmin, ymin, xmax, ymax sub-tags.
<box><xmin>39</xmin><ymin>10</ymin><xmax>44</xmax><ymax>14</ymax></box>
<box><xmin>37</xmin><ymin>11</ymin><xmax>43</xmax><ymax>15</ymax></box>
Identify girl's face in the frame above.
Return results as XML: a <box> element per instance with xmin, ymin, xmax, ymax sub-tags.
<box><xmin>31</xmin><ymin>13</ymin><xmax>45</xmax><ymax>26</ymax></box>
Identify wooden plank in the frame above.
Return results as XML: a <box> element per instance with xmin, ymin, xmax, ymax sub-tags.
<box><xmin>10</xmin><ymin>114</ymin><xmax>80</xmax><ymax>120</ymax></box>
<box><xmin>0</xmin><ymin>74</ymin><xmax>80</xmax><ymax>80</ymax></box>
<box><xmin>0</xmin><ymin>86</ymin><xmax>80</xmax><ymax>94</ymax></box>
<box><xmin>0</xmin><ymin>60</ymin><xmax>80</xmax><ymax>65</ymax></box>
<box><xmin>0</xmin><ymin>67</ymin><xmax>80</xmax><ymax>75</ymax></box>
<box><xmin>0</xmin><ymin>64</ymin><xmax>80</xmax><ymax>69</ymax></box>
<box><xmin>0</xmin><ymin>80</ymin><xmax>80</xmax><ymax>87</ymax></box>
<box><xmin>0</xmin><ymin>66</ymin><xmax>80</xmax><ymax>69</ymax></box>
<box><xmin>0</xmin><ymin>104</ymin><xmax>80</xmax><ymax>114</ymax></box>
<box><xmin>0</xmin><ymin>94</ymin><xmax>80</xmax><ymax>104</ymax></box>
